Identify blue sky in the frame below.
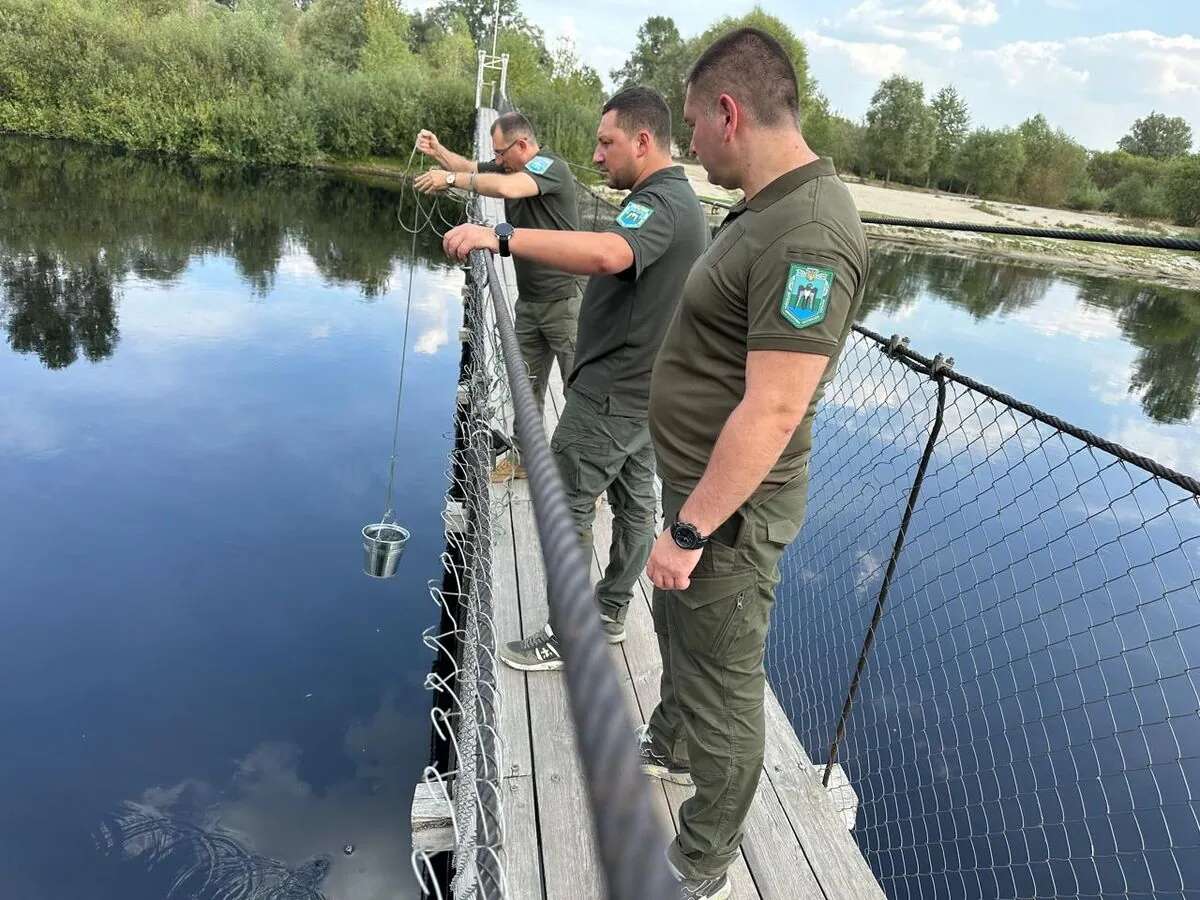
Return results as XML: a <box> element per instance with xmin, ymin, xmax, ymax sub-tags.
<box><xmin>518</xmin><ymin>0</ymin><xmax>1200</xmax><ymax>150</ymax></box>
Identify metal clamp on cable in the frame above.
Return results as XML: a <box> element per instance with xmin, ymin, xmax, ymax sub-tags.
<box><xmin>885</xmin><ymin>333</ymin><xmax>909</xmax><ymax>358</ymax></box>
<box><xmin>930</xmin><ymin>353</ymin><xmax>955</xmax><ymax>377</ymax></box>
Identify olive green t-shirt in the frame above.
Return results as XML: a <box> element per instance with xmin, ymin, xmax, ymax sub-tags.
<box><xmin>479</xmin><ymin>150</ymin><xmax>580</xmax><ymax>302</ymax></box>
<box><xmin>649</xmin><ymin>158</ymin><xmax>869</xmax><ymax>498</ymax></box>
<box><xmin>568</xmin><ymin>165</ymin><xmax>708</xmax><ymax>417</ymax></box>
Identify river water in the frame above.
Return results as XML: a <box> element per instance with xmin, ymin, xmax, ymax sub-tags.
<box><xmin>2</xmin><ymin>135</ymin><xmax>1196</xmax><ymax>899</ymax></box>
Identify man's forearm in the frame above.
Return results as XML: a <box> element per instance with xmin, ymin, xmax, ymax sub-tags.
<box><xmin>436</xmin><ymin>145</ymin><xmax>477</xmax><ymax>173</ymax></box>
<box><xmin>509</xmin><ymin>229</ymin><xmax>632</xmax><ymax>276</ymax></box>
<box><xmin>678</xmin><ymin>401</ymin><xmax>798</xmax><ymax>535</ymax></box>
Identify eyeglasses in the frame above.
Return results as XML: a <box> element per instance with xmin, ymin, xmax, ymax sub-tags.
<box><xmin>493</xmin><ymin>138</ymin><xmax>521</xmax><ymax>159</ymax></box>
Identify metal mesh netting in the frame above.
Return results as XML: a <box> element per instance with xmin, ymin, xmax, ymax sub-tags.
<box><xmin>768</xmin><ymin>326</ymin><xmax>1200</xmax><ymax>899</ymax></box>
<box><xmin>412</xmin><ymin>245</ymin><xmax>510</xmax><ymax>900</ymax></box>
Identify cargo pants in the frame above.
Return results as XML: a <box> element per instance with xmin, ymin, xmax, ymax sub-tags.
<box><xmin>515</xmin><ymin>289</ymin><xmax>581</xmax><ymax>417</ymax></box>
<box><xmin>647</xmin><ymin>472</ymin><xmax>809</xmax><ymax>880</ymax></box>
<box><xmin>549</xmin><ymin>387</ymin><xmax>657</xmax><ymax>623</ymax></box>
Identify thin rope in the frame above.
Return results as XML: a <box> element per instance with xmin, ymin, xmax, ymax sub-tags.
<box><xmin>381</xmin><ymin>200</ymin><xmax>420</xmax><ymax>523</ymax></box>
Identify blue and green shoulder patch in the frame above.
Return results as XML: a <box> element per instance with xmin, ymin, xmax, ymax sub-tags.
<box><xmin>616</xmin><ymin>202</ymin><xmax>654</xmax><ymax>230</ymax></box>
<box><xmin>524</xmin><ymin>155</ymin><xmax>553</xmax><ymax>175</ymax></box>
<box><xmin>780</xmin><ymin>263</ymin><xmax>835</xmax><ymax>329</ymax></box>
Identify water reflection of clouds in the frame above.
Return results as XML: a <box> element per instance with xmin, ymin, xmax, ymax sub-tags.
<box><xmin>108</xmin><ymin>690</ymin><xmax>422</xmax><ymax>900</ymax></box>
<box><xmin>1007</xmin><ymin>292</ymin><xmax>1124</xmax><ymax>343</ymax></box>
<box><xmin>0</xmin><ymin>395</ymin><xmax>64</xmax><ymax>458</ymax></box>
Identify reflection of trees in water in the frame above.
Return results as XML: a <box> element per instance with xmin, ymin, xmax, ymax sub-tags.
<box><xmin>0</xmin><ymin>135</ymin><xmax>459</xmax><ymax>369</ymax></box>
<box><xmin>1077</xmin><ymin>281</ymin><xmax>1200</xmax><ymax>423</ymax></box>
<box><xmin>1</xmin><ymin>253</ymin><xmax>119</xmax><ymax>369</ymax></box>
<box><xmin>862</xmin><ymin>248</ymin><xmax>1054</xmax><ymax>320</ymax></box>
<box><xmin>863</xmin><ymin>247</ymin><xmax>1200</xmax><ymax>424</ymax></box>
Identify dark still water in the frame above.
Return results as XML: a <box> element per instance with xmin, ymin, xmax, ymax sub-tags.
<box><xmin>0</xmin><ymin>137</ymin><xmax>465</xmax><ymax>899</ymax></box>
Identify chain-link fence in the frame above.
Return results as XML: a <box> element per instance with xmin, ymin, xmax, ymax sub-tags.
<box><xmin>769</xmin><ymin>324</ymin><xmax>1200</xmax><ymax>900</ymax></box>
<box><xmin>412</xmin><ymin>250</ymin><xmax>509</xmax><ymax>900</ymax></box>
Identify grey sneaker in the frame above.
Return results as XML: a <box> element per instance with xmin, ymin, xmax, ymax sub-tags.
<box><xmin>499</xmin><ymin>624</ymin><xmax>563</xmax><ymax>671</ymax></box>
<box><xmin>600</xmin><ymin>613</ymin><xmax>626</xmax><ymax>644</ymax></box>
<box><xmin>636</xmin><ymin>724</ymin><xmax>693</xmax><ymax>785</ymax></box>
<box><xmin>667</xmin><ymin>854</ymin><xmax>731</xmax><ymax>900</ymax></box>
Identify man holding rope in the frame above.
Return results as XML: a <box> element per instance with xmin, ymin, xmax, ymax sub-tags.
<box><xmin>642</xmin><ymin>29</ymin><xmax>869</xmax><ymax>900</ymax></box>
<box><xmin>415</xmin><ymin>112</ymin><xmax>580</xmax><ymax>479</ymax></box>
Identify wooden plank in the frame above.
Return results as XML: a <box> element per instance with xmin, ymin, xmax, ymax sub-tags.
<box><xmin>490</xmin><ymin>494</ymin><xmax>544</xmax><ymax>900</ymax></box>
<box><xmin>499</xmin><ymin>773</ymin><xmax>542</xmax><ymax>900</ymax></box>
<box><xmin>411</xmin><ymin>780</ymin><xmax>454</xmax><ymax>854</ymax></box>
<box><xmin>509</xmin><ymin>496</ymin><xmax>606</xmax><ymax>900</ymax></box>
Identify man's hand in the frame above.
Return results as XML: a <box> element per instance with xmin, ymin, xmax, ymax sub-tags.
<box><xmin>414</xmin><ymin>168</ymin><xmax>452</xmax><ymax>194</ymax></box>
<box><xmin>646</xmin><ymin>530</ymin><xmax>703</xmax><ymax>592</ymax></box>
<box><xmin>417</xmin><ymin>129</ymin><xmax>442</xmax><ymax>158</ymax></box>
<box><xmin>443</xmin><ymin>224</ymin><xmax>498</xmax><ymax>262</ymax></box>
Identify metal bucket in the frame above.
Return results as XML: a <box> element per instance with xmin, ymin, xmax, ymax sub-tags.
<box><xmin>362</xmin><ymin>523</ymin><xmax>410</xmax><ymax>578</ymax></box>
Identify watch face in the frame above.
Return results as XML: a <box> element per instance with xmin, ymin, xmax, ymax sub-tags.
<box><xmin>671</xmin><ymin>521</ymin><xmax>702</xmax><ymax>551</ymax></box>
<box><xmin>495</xmin><ymin>223</ymin><xmax>514</xmax><ymax>239</ymax></box>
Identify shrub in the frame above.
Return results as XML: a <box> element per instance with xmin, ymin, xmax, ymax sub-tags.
<box><xmin>1163</xmin><ymin>154</ymin><xmax>1200</xmax><ymax>227</ymax></box>
<box><xmin>1108</xmin><ymin>173</ymin><xmax>1170</xmax><ymax>220</ymax></box>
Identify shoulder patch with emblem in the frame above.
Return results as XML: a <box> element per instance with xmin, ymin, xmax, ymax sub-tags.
<box><xmin>525</xmin><ymin>155</ymin><xmax>553</xmax><ymax>175</ymax></box>
<box><xmin>616</xmin><ymin>201</ymin><xmax>654</xmax><ymax>230</ymax></box>
<box><xmin>780</xmin><ymin>264</ymin><xmax>835</xmax><ymax>329</ymax></box>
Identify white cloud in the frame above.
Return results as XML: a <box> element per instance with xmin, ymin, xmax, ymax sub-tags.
<box><xmin>1068</xmin><ymin>31</ymin><xmax>1200</xmax><ymax>97</ymax></box>
<box><xmin>915</xmin><ymin>0</ymin><xmax>999</xmax><ymax>26</ymax></box>
<box><xmin>802</xmin><ymin>30</ymin><xmax>910</xmax><ymax>81</ymax></box>
<box><xmin>875</xmin><ymin>23</ymin><xmax>963</xmax><ymax>52</ymax></box>
<box><xmin>978</xmin><ymin>40</ymin><xmax>1090</xmax><ymax>88</ymax></box>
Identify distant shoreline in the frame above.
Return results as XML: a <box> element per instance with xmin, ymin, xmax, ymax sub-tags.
<box><xmin>325</xmin><ymin>154</ymin><xmax>1200</xmax><ymax>291</ymax></box>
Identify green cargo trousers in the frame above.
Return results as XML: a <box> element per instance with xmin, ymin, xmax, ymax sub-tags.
<box><xmin>647</xmin><ymin>473</ymin><xmax>809</xmax><ymax>881</ymax></box>
<box><xmin>549</xmin><ymin>388</ymin><xmax>657</xmax><ymax>623</ymax></box>
<box><xmin>515</xmin><ymin>290</ymin><xmax>581</xmax><ymax>417</ymax></box>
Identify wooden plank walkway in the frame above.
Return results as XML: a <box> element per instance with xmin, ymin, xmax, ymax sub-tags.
<box><xmin>469</xmin><ymin>107</ymin><xmax>885</xmax><ymax>899</ymax></box>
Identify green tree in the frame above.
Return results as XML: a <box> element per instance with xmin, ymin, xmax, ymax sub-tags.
<box><xmin>1163</xmin><ymin>154</ymin><xmax>1200</xmax><ymax>227</ymax></box>
<box><xmin>1016</xmin><ymin>113</ymin><xmax>1087</xmax><ymax>207</ymax></box>
<box><xmin>361</xmin><ymin>0</ymin><xmax>414</xmax><ymax>73</ymax></box>
<box><xmin>863</xmin><ymin>75</ymin><xmax>934</xmax><ymax>184</ymax></box>
<box><xmin>421</xmin><ymin>0</ymin><xmax>540</xmax><ymax>51</ymax></box>
<box><xmin>802</xmin><ymin>93</ymin><xmax>863</xmax><ymax>172</ymax></box>
<box><xmin>1118</xmin><ymin>110</ymin><xmax>1193</xmax><ymax>160</ymax></box>
<box><xmin>1087</xmin><ymin>150</ymin><xmax>1160</xmax><ymax>191</ymax></box>
<box><xmin>956</xmin><ymin>128</ymin><xmax>1025</xmax><ymax>198</ymax></box>
<box><xmin>298</xmin><ymin>0</ymin><xmax>368</xmax><ymax>70</ymax></box>
<box><xmin>610</xmin><ymin>16</ymin><xmax>684</xmax><ymax>93</ymax></box>
<box><xmin>928</xmin><ymin>85</ymin><xmax>969</xmax><ymax>189</ymax></box>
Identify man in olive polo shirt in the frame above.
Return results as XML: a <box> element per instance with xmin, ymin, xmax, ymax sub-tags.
<box><xmin>641</xmin><ymin>30</ymin><xmax>870</xmax><ymax>900</ymax></box>
<box><xmin>440</xmin><ymin>87</ymin><xmax>707</xmax><ymax>667</ymax></box>
<box><xmin>415</xmin><ymin>113</ymin><xmax>580</xmax><ymax>474</ymax></box>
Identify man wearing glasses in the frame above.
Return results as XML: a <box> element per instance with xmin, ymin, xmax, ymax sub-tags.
<box><xmin>416</xmin><ymin>113</ymin><xmax>581</xmax><ymax>479</ymax></box>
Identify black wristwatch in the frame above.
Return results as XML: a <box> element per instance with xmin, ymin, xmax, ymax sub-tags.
<box><xmin>494</xmin><ymin>222</ymin><xmax>515</xmax><ymax>257</ymax></box>
<box><xmin>670</xmin><ymin>519</ymin><xmax>708</xmax><ymax>551</ymax></box>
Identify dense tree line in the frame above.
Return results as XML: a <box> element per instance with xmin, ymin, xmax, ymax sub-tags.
<box><xmin>611</xmin><ymin>16</ymin><xmax>1198</xmax><ymax>226</ymax></box>
<box><xmin>0</xmin><ymin>0</ymin><xmax>604</xmax><ymax>167</ymax></box>
<box><xmin>2</xmin><ymin>1</ymin><xmax>1195</xmax><ymax>225</ymax></box>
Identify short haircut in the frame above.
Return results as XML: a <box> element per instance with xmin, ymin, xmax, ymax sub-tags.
<box><xmin>492</xmin><ymin>112</ymin><xmax>535</xmax><ymax>142</ymax></box>
<box><xmin>601</xmin><ymin>86</ymin><xmax>672</xmax><ymax>150</ymax></box>
<box><xmin>687</xmin><ymin>27</ymin><xmax>800</xmax><ymax>127</ymax></box>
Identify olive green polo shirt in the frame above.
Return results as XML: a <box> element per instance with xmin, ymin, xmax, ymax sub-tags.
<box><xmin>479</xmin><ymin>150</ymin><xmax>580</xmax><ymax>302</ymax></box>
<box><xmin>568</xmin><ymin>165</ymin><xmax>708</xmax><ymax>417</ymax></box>
<box><xmin>649</xmin><ymin>158</ymin><xmax>869</xmax><ymax>498</ymax></box>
